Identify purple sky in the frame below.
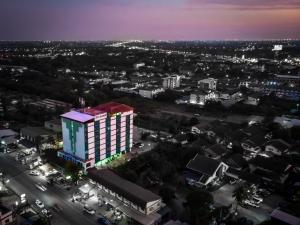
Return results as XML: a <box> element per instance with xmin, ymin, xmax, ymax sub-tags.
<box><xmin>1</xmin><ymin>0</ymin><xmax>300</xmax><ymax>40</ymax></box>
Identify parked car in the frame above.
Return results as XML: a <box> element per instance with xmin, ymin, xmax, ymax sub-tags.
<box><xmin>35</xmin><ymin>199</ymin><xmax>44</xmax><ymax>209</ymax></box>
<box><xmin>35</xmin><ymin>183</ymin><xmax>47</xmax><ymax>191</ymax></box>
<box><xmin>97</xmin><ymin>217</ymin><xmax>110</xmax><ymax>225</ymax></box>
<box><xmin>243</xmin><ymin>199</ymin><xmax>259</xmax><ymax>208</ymax></box>
<box><xmin>29</xmin><ymin>170</ymin><xmax>40</xmax><ymax>176</ymax></box>
<box><xmin>252</xmin><ymin>196</ymin><xmax>263</xmax><ymax>204</ymax></box>
<box><xmin>83</xmin><ymin>205</ymin><xmax>95</xmax><ymax>215</ymax></box>
<box><xmin>41</xmin><ymin>209</ymin><xmax>52</xmax><ymax>218</ymax></box>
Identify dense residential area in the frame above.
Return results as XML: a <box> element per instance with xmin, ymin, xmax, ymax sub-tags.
<box><xmin>0</xmin><ymin>41</ymin><xmax>300</xmax><ymax>225</ymax></box>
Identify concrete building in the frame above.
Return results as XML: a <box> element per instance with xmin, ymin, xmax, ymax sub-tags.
<box><xmin>59</xmin><ymin>102</ymin><xmax>133</xmax><ymax>171</ymax></box>
<box><xmin>189</xmin><ymin>90</ymin><xmax>218</xmax><ymax>106</ymax></box>
<box><xmin>0</xmin><ymin>205</ymin><xmax>13</xmax><ymax>225</ymax></box>
<box><xmin>244</xmin><ymin>94</ymin><xmax>260</xmax><ymax>106</ymax></box>
<box><xmin>162</xmin><ymin>75</ymin><xmax>181</xmax><ymax>89</ymax></box>
<box><xmin>138</xmin><ymin>87</ymin><xmax>164</xmax><ymax>99</ymax></box>
<box><xmin>20</xmin><ymin>127</ymin><xmax>56</xmax><ymax>144</ymax></box>
<box><xmin>198</xmin><ymin>78</ymin><xmax>217</xmax><ymax>90</ymax></box>
<box><xmin>0</xmin><ymin>129</ymin><xmax>18</xmax><ymax>151</ymax></box>
<box><xmin>88</xmin><ymin>169</ymin><xmax>162</xmax><ymax>225</ymax></box>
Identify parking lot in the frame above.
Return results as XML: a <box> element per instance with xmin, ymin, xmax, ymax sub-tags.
<box><xmin>212</xmin><ymin>182</ymin><xmax>283</xmax><ymax>224</ymax></box>
<box><xmin>71</xmin><ymin>181</ymin><xmax>131</xmax><ymax>225</ymax></box>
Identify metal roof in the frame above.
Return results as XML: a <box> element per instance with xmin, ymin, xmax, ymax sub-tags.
<box><xmin>87</xmin><ymin>168</ymin><xmax>161</xmax><ymax>208</ymax></box>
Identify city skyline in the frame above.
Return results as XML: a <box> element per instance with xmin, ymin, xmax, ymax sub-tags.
<box><xmin>1</xmin><ymin>0</ymin><xmax>300</xmax><ymax>41</ymax></box>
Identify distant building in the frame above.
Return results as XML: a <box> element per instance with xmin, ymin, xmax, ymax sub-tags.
<box><xmin>134</xmin><ymin>63</ymin><xmax>145</xmax><ymax>69</ymax></box>
<box><xmin>244</xmin><ymin>94</ymin><xmax>260</xmax><ymax>106</ymax></box>
<box><xmin>162</xmin><ymin>75</ymin><xmax>181</xmax><ymax>89</ymax></box>
<box><xmin>0</xmin><ymin>205</ymin><xmax>13</xmax><ymax>225</ymax></box>
<box><xmin>139</xmin><ymin>87</ymin><xmax>164</xmax><ymax>99</ymax></box>
<box><xmin>272</xmin><ymin>45</ymin><xmax>283</xmax><ymax>51</ymax></box>
<box><xmin>88</xmin><ymin>168</ymin><xmax>162</xmax><ymax>225</ymax></box>
<box><xmin>59</xmin><ymin>102</ymin><xmax>133</xmax><ymax>171</ymax></box>
<box><xmin>44</xmin><ymin>119</ymin><xmax>62</xmax><ymax>133</ymax></box>
<box><xmin>29</xmin><ymin>98</ymin><xmax>72</xmax><ymax>112</ymax></box>
<box><xmin>198</xmin><ymin>78</ymin><xmax>217</xmax><ymax>90</ymax></box>
<box><xmin>0</xmin><ymin>129</ymin><xmax>18</xmax><ymax>148</ymax></box>
<box><xmin>20</xmin><ymin>127</ymin><xmax>56</xmax><ymax>144</ymax></box>
<box><xmin>189</xmin><ymin>90</ymin><xmax>218</xmax><ymax>106</ymax></box>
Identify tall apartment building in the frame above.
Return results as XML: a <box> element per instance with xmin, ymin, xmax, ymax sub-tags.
<box><xmin>59</xmin><ymin>102</ymin><xmax>133</xmax><ymax>171</ymax></box>
<box><xmin>162</xmin><ymin>75</ymin><xmax>181</xmax><ymax>89</ymax></box>
<box><xmin>198</xmin><ymin>78</ymin><xmax>217</xmax><ymax>90</ymax></box>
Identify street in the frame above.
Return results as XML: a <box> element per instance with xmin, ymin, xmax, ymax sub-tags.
<box><xmin>160</xmin><ymin>110</ymin><xmax>251</xmax><ymax>124</ymax></box>
<box><xmin>212</xmin><ymin>183</ymin><xmax>282</xmax><ymax>224</ymax></box>
<box><xmin>0</xmin><ymin>152</ymin><xmax>98</xmax><ymax>225</ymax></box>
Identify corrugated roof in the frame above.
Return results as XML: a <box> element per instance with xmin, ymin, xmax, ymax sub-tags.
<box><xmin>87</xmin><ymin>168</ymin><xmax>161</xmax><ymax>208</ymax></box>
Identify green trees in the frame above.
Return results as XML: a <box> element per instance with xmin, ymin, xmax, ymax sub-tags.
<box><xmin>64</xmin><ymin>161</ymin><xmax>81</xmax><ymax>184</ymax></box>
<box><xmin>186</xmin><ymin>189</ymin><xmax>214</xmax><ymax>225</ymax></box>
<box><xmin>232</xmin><ymin>183</ymin><xmax>251</xmax><ymax>211</ymax></box>
<box><xmin>159</xmin><ymin>186</ymin><xmax>175</xmax><ymax>204</ymax></box>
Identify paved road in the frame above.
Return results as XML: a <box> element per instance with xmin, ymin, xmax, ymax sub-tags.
<box><xmin>0</xmin><ymin>153</ymin><xmax>98</xmax><ymax>225</ymax></box>
<box><xmin>213</xmin><ymin>184</ymin><xmax>274</xmax><ymax>224</ymax></box>
<box><xmin>160</xmin><ymin>110</ymin><xmax>251</xmax><ymax>124</ymax></box>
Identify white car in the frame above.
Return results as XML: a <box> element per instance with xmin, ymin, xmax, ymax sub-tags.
<box><xmin>29</xmin><ymin>170</ymin><xmax>40</xmax><ymax>176</ymax></box>
<box><xmin>35</xmin><ymin>199</ymin><xmax>44</xmax><ymax>209</ymax></box>
<box><xmin>252</xmin><ymin>196</ymin><xmax>263</xmax><ymax>204</ymax></box>
<box><xmin>83</xmin><ymin>205</ymin><xmax>95</xmax><ymax>215</ymax></box>
<box><xmin>243</xmin><ymin>199</ymin><xmax>259</xmax><ymax>208</ymax></box>
<box><xmin>35</xmin><ymin>183</ymin><xmax>47</xmax><ymax>191</ymax></box>
<box><xmin>41</xmin><ymin>209</ymin><xmax>52</xmax><ymax>218</ymax></box>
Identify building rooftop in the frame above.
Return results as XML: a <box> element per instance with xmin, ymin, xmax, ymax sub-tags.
<box><xmin>266</xmin><ymin>139</ymin><xmax>291</xmax><ymax>152</ymax></box>
<box><xmin>87</xmin><ymin>168</ymin><xmax>161</xmax><ymax>208</ymax></box>
<box><xmin>81</xmin><ymin>102</ymin><xmax>133</xmax><ymax>116</ymax></box>
<box><xmin>20</xmin><ymin>126</ymin><xmax>55</xmax><ymax>138</ymax></box>
<box><xmin>271</xmin><ymin>209</ymin><xmax>300</xmax><ymax>225</ymax></box>
<box><xmin>186</xmin><ymin>154</ymin><xmax>222</xmax><ymax>176</ymax></box>
<box><xmin>61</xmin><ymin>110</ymin><xmax>94</xmax><ymax>123</ymax></box>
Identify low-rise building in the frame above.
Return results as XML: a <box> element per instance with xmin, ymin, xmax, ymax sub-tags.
<box><xmin>29</xmin><ymin>98</ymin><xmax>72</xmax><ymax>112</ymax></box>
<box><xmin>88</xmin><ymin>168</ymin><xmax>162</xmax><ymax>225</ymax></box>
<box><xmin>189</xmin><ymin>90</ymin><xmax>218</xmax><ymax>106</ymax></box>
<box><xmin>185</xmin><ymin>154</ymin><xmax>229</xmax><ymax>187</ymax></box>
<box><xmin>198</xmin><ymin>78</ymin><xmax>217</xmax><ymax>90</ymax></box>
<box><xmin>139</xmin><ymin>87</ymin><xmax>164</xmax><ymax>99</ymax></box>
<box><xmin>20</xmin><ymin>126</ymin><xmax>56</xmax><ymax>144</ymax></box>
<box><xmin>162</xmin><ymin>75</ymin><xmax>181</xmax><ymax>89</ymax></box>
<box><xmin>0</xmin><ymin>205</ymin><xmax>13</xmax><ymax>225</ymax></box>
<box><xmin>244</xmin><ymin>94</ymin><xmax>260</xmax><ymax>106</ymax></box>
<box><xmin>0</xmin><ymin>129</ymin><xmax>18</xmax><ymax>151</ymax></box>
<box><xmin>265</xmin><ymin>139</ymin><xmax>291</xmax><ymax>156</ymax></box>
